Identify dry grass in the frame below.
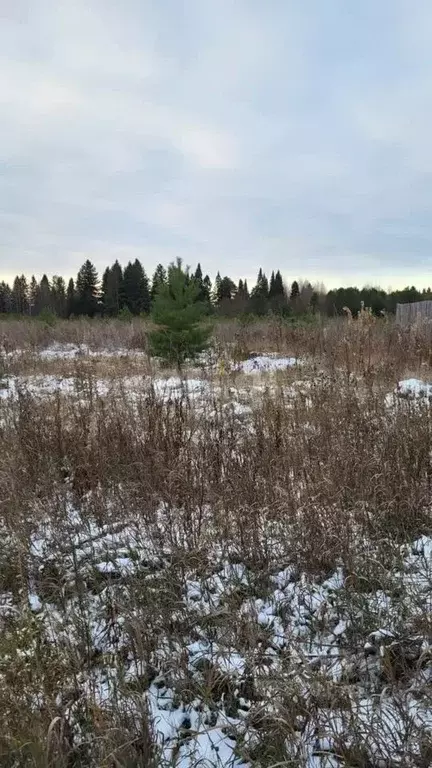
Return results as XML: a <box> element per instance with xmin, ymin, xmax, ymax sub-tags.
<box><xmin>0</xmin><ymin>316</ymin><xmax>431</xmax><ymax>766</ymax></box>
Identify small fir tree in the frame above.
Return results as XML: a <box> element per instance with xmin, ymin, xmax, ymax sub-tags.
<box><xmin>149</xmin><ymin>259</ymin><xmax>211</xmax><ymax>371</ymax></box>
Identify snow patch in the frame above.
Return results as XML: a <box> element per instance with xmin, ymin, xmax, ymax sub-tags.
<box><xmin>235</xmin><ymin>355</ymin><xmax>299</xmax><ymax>374</ymax></box>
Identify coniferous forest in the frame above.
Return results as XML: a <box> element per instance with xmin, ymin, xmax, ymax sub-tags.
<box><xmin>0</xmin><ymin>258</ymin><xmax>429</xmax><ymax>319</ymax></box>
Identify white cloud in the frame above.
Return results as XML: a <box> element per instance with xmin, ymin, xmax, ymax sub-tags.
<box><xmin>1</xmin><ymin>0</ymin><xmax>432</xmax><ymax>287</ymax></box>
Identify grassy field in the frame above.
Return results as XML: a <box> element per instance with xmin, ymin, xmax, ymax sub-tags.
<box><xmin>0</xmin><ymin>316</ymin><xmax>431</xmax><ymax>767</ymax></box>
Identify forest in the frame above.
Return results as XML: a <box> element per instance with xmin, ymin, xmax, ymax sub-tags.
<box><xmin>0</xmin><ymin>258</ymin><xmax>429</xmax><ymax>319</ymax></box>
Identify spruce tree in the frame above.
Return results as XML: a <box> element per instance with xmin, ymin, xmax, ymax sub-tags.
<box><xmin>290</xmin><ymin>280</ymin><xmax>300</xmax><ymax>301</ymax></box>
<box><xmin>250</xmin><ymin>269</ymin><xmax>269</xmax><ymax>315</ymax></box>
<box><xmin>151</xmin><ymin>264</ymin><xmax>167</xmax><ymax>303</ymax></box>
<box><xmin>66</xmin><ymin>278</ymin><xmax>76</xmax><ymax>317</ymax></box>
<box><xmin>193</xmin><ymin>264</ymin><xmax>212</xmax><ymax>310</ymax></box>
<box><xmin>102</xmin><ymin>261</ymin><xmax>124</xmax><ymax>316</ymax></box>
<box><xmin>29</xmin><ymin>276</ymin><xmax>39</xmax><ymax>315</ymax></box>
<box><xmin>123</xmin><ymin>259</ymin><xmax>150</xmax><ymax>314</ymax></box>
<box><xmin>76</xmin><ymin>260</ymin><xmax>99</xmax><ymax>316</ymax></box>
<box><xmin>101</xmin><ymin>268</ymin><xmax>111</xmax><ymax>315</ymax></box>
<box><xmin>52</xmin><ymin>276</ymin><xmax>66</xmax><ymax>317</ymax></box>
<box><xmin>269</xmin><ymin>271</ymin><xmax>276</xmax><ymax>298</ymax></box>
<box><xmin>213</xmin><ymin>272</ymin><xmax>222</xmax><ymax>305</ymax></box>
<box><xmin>39</xmin><ymin>274</ymin><xmax>52</xmax><ymax>312</ymax></box>
<box><xmin>0</xmin><ymin>282</ymin><xmax>12</xmax><ymax>314</ymax></box>
<box><xmin>12</xmin><ymin>275</ymin><xmax>29</xmax><ymax>314</ymax></box>
<box><xmin>149</xmin><ymin>259</ymin><xmax>211</xmax><ymax>371</ymax></box>
<box><xmin>274</xmin><ymin>270</ymin><xmax>284</xmax><ymax>297</ymax></box>
<box><xmin>202</xmin><ymin>275</ymin><xmax>212</xmax><ymax>306</ymax></box>
<box><xmin>269</xmin><ymin>269</ymin><xmax>286</xmax><ymax>313</ymax></box>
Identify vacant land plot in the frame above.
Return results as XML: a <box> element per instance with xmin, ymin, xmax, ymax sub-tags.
<box><xmin>0</xmin><ymin>317</ymin><xmax>431</xmax><ymax>767</ymax></box>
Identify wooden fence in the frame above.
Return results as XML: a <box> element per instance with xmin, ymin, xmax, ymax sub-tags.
<box><xmin>396</xmin><ymin>300</ymin><xmax>432</xmax><ymax>326</ymax></box>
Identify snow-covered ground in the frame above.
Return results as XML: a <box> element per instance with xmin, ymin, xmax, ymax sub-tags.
<box><xmin>0</xmin><ymin>374</ymin><xmax>210</xmax><ymax>402</ymax></box>
<box><xmin>1</xmin><ymin>498</ymin><xmax>429</xmax><ymax>767</ymax></box>
<box><xmin>234</xmin><ymin>355</ymin><xmax>299</xmax><ymax>374</ymax></box>
<box><xmin>1</xmin><ymin>348</ymin><xmax>431</xmax><ymax>765</ymax></box>
<box><xmin>0</xmin><ymin>350</ymin><xmax>304</xmax><ymax>405</ymax></box>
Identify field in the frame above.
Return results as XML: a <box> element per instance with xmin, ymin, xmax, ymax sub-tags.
<box><xmin>0</xmin><ymin>315</ymin><xmax>432</xmax><ymax>767</ymax></box>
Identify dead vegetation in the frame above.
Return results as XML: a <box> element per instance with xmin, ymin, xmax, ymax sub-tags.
<box><xmin>0</xmin><ymin>316</ymin><xmax>431</xmax><ymax>766</ymax></box>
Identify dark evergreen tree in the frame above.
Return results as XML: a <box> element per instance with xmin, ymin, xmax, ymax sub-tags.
<box><xmin>29</xmin><ymin>276</ymin><xmax>39</xmax><ymax>315</ymax></box>
<box><xmin>101</xmin><ymin>268</ymin><xmax>111</xmax><ymax>314</ymax></box>
<box><xmin>39</xmin><ymin>274</ymin><xmax>52</xmax><ymax>313</ymax></box>
<box><xmin>0</xmin><ymin>282</ymin><xmax>12</xmax><ymax>314</ymax></box>
<box><xmin>219</xmin><ymin>276</ymin><xmax>237</xmax><ymax>301</ymax></box>
<box><xmin>123</xmin><ymin>259</ymin><xmax>150</xmax><ymax>314</ymax></box>
<box><xmin>151</xmin><ymin>264</ymin><xmax>167</xmax><ymax>302</ymax></box>
<box><xmin>274</xmin><ymin>270</ymin><xmax>284</xmax><ymax>297</ymax></box>
<box><xmin>52</xmin><ymin>276</ymin><xmax>66</xmax><ymax>317</ymax></box>
<box><xmin>12</xmin><ymin>275</ymin><xmax>29</xmax><ymax>314</ymax></box>
<box><xmin>230</xmin><ymin>279</ymin><xmax>249</xmax><ymax>315</ymax></box>
<box><xmin>149</xmin><ymin>259</ymin><xmax>211</xmax><ymax>370</ymax></box>
<box><xmin>269</xmin><ymin>271</ymin><xmax>276</xmax><ymax>298</ymax></box>
<box><xmin>76</xmin><ymin>260</ymin><xmax>99</xmax><ymax>317</ymax></box>
<box><xmin>213</xmin><ymin>272</ymin><xmax>222</xmax><ymax>305</ymax></box>
<box><xmin>310</xmin><ymin>291</ymin><xmax>319</xmax><ymax>314</ymax></box>
<box><xmin>66</xmin><ymin>278</ymin><xmax>76</xmax><ymax>317</ymax></box>
<box><xmin>269</xmin><ymin>269</ymin><xmax>286</xmax><ymax>313</ymax></box>
<box><xmin>102</xmin><ymin>261</ymin><xmax>124</xmax><ymax>316</ymax></box>
<box><xmin>202</xmin><ymin>275</ymin><xmax>212</xmax><ymax>305</ymax></box>
<box><xmin>250</xmin><ymin>269</ymin><xmax>270</xmax><ymax>315</ymax></box>
<box><xmin>193</xmin><ymin>263</ymin><xmax>206</xmax><ymax>303</ymax></box>
<box><xmin>290</xmin><ymin>280</ymin><xmax>300</xmax><ymax>301</ymax></box>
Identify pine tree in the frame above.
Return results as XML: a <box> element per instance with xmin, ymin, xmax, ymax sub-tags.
<box><xmin>39</xmin><ymin>274</ymin><xmax>52</xmax><ymax>313</ymax></box>
<box><xmin>12</xmin><ymin>275</ymin><xmax>29</xmax><ymax>314</ymax></box>
<box><xmin>66</xmin><ymin>278</ymin><xmax>76</xmax><ymax>317</ymax></box>
<box><xmin>123</xmin><ymin>259</ymin><xmax>150</xmax><ymax>314</ymax></box>
<box><xmin>151</xmin><ymin>264</ymin><xmax>167</xmax><ymax>303</ymax></box>
<box><xmin>29</xmin><ymin>276</ymin><xmax>39</xmax><ymax>315</ymax></box>
<box><xmin>102</xmin><ymin>261</ymin><xmax>124</xmax><ymax>316</ymax></box>
<box><xmin>193</xmin><ymin>264</ymin><xmax>212</xmax><ymax>310</ymax></box>
<box><xmin>76</xmin><ymin>260</ymin><xmax>99</xmax><ymax>316</ymax></box>
<box><xmin>101</xmin><ymin>268</ymin><xmax>111</xmax><ymax>314</ymax></box>
<box><xmin>52</xmin><ymin>276</ymin><xmax>66</xmax><ymax>317</ymax></box>
<box><xmin>193</xmin><ymin>263</ymin><xmax>205</xmax><ymax>302</ymax></box>
<box><xmin>269</xmin><ymin>269</ymin><xmax>286</xmax><ymax>313</ymax></box>
<box><xmin>250</xmin><ymin>269</ymin><xmax>269</xmax><ymax>315</ymax></box>
<box><xmin>202</xmin><ymin>275</ymin><xmax>212</xmax><ymax>306</ymax></box>
<box><xmin>269</xmin><ymin>271</ymin><xmax>276</xmax><ymax>298</ymax></box>
<box><xmin>219</xmin><ymin>276</ymin><xmax>237</xmax><ymax>301</ymax></box>
<box><xmin>213</xmin><ymin>272</ymin><xmax>222</xmax><ymax>305</ymax></box>
<box><xmin>149</xmin><ymin>259</ymin><xmax>211</xmax><ymax>371</ymax></box>
<box><xmin>232</xmin><ymin>279</ymin><xmax>249</xmax><ymax>315</ymax></box>
<box><xmin>274</xmin><ymin>270</ymin><xmax>284</xmax><ymax>297</ymax></box>
<box><xmin>290</xmin><ymin>280</ymin><xmax>300</xmax><ymax>301</ymax></box>
<box><xmin>0</xmin><ymin>282</ymin><xmax>12</xmax><ymax>314</ymax></box>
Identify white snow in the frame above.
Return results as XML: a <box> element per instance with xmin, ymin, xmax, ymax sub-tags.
<box><xmin>39</xmin><ymin>343</ymin><xmax>146</xmax><ymax>360</ymax></box>
<box><xmin>235</xmin><ymin>355</ymin><xmax>299</xmax><ymax>374</ymax></box>
<box><xmin>397</xmin><ymin>378</ymin><xmax>432</xmax><ymax>398</ymax></box>
<box><xmin>28</xmin><ymin>593</ymin><xmax>42</xmax><ymax>611</ymax></box>
<box><xmin>3</xmin><ymin>504</ymin><xmax>430</xmax><ymax>767</ymax></box>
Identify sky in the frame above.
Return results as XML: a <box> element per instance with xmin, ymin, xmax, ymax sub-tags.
<box><xmin>1</xmin><ymin>0</ymin><xmax>432</xmax><ymax>291</ymax></box>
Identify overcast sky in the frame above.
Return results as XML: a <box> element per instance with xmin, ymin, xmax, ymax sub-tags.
<box><xmin>1</xmin><ymin>1</ymin><xmax>432</xmax><ymax>290</ymax></box>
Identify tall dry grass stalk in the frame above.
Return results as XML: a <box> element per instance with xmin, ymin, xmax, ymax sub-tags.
<box><xmin>0</xmin><ymin>317</ymin><xmax>431</xmax><ymax>765</ymax></box>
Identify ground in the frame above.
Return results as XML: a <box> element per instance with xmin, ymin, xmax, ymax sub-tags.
<box><xmin>0</xmin><ymin>317</ymin><xmax>431</xmax><ymax>767</ymax></box>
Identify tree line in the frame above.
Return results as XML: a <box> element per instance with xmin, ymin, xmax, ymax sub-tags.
<box><xmin>0</xmin><ymin>258</ymin><xmax>429</xmax><ymax>319</ymax></box>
